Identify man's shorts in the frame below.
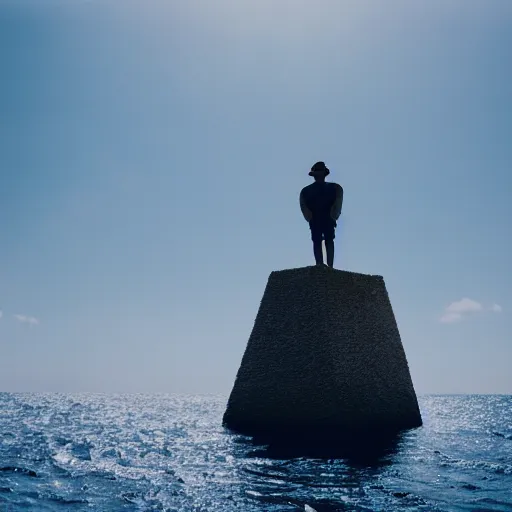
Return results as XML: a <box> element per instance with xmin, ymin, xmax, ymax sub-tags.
<box><xmin>309</xmin><ymin>218</ymin><xmax>336</xmax><ymax>242</ymax></box>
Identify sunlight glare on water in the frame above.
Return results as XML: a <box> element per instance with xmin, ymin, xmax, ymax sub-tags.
<box><xmin>0</xmin><ymin>393</ymin><xmax>511</xmax><ymax>511</ymax></box>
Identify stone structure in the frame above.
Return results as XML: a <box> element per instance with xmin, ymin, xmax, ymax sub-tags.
<box><xmin>223</xmin><ymin>266</ymin><xmax>422</xmax><ymax>442</ymax></box>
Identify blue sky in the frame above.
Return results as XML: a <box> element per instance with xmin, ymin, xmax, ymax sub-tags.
<box><xmin>0</xmin><ymin>0</ymin><xmax>510</xmax><ymax>394</ymax></box>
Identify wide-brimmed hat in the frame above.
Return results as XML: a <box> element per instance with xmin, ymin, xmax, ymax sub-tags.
<box><xmin>308</xmin><ymin>161</ymin><xmax>330</xmax><ymax>177</ymax></box>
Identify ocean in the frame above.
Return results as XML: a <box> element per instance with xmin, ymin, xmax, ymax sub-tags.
<box><xmin>0</xmin><ymin>393</ymin><xmax>511</xmax><ymax>511</ymax></box>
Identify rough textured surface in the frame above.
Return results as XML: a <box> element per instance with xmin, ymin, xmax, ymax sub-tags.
<box><xmin>223</xmin><ymin>265</ymin><xmax>422</xmax><ymax>439</ymax></box>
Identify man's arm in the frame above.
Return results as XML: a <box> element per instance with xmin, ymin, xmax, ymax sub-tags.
<box><xmin>299</xmin><ymin>189</ymin><xmax>312</xmax><ymax>222</ymax></box>
<box><xmin>331</xmin><ymin>184</ymin><xmax>343</xmax><ymax>221</ymax></box>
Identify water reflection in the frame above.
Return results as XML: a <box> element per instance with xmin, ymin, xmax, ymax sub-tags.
<box><xmin>226</xmin><ymin>428</ymin><xmax>416</xmax><ymax>511</ymax></box>
<box><xmin>228</xmin><ymin>428</ymin><xmax>409</xmax><ymax>466</ymax></box>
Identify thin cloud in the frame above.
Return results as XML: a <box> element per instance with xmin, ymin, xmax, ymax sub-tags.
<box><xmin>446</xmin><ymin>298</ymin><xmax>483</xmax><ymax>314</ymax></box>
<box><xmin>0</xmin><ymin>310</ymin><xmax>3</xmax><ymax>320</ymax></box>
<box><xmin>440</xmin><ymin>298</ymin><xmax>482</xmax><ymax>323</ymax></box>
<box><xmin>440</xmin><ymin>312</ymin><xmax>463</xmax><ymax>324</ymax></box>
<box><xmin>14</xmin><ymin>314</ymin><xmax>39</xmax><ymax>326</ymax></box>
<box><xmin>440</xmin><ymin>298</ymin><xmax>502</xmax><ymax>324</ymax></box>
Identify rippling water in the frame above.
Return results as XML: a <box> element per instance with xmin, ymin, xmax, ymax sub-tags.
<box><xmin>0</xmin><ymin>393</ymin><xmax>511</xmax><ymax>511</ymax></box>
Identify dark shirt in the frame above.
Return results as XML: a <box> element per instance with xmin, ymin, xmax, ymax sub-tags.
<box><xmin>300</xmin><ymin>181</ymin><xmax>343</xmax><ymax>223</ymax></box>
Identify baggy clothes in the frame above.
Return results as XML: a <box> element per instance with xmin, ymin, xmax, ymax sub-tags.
<box><xmin>299</xmin><ymin>181</ymin><xmax>343</xmax><ymax>242</ymax></box>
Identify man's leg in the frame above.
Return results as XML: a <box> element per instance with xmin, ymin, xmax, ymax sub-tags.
<box><xmin>310</xmin><ymin>224</ymin><xmax>324</xmax><ymax>265</ymax></box>
<box><xmin>325</xmin><ymin>238</ymin><xmax>334</xmax><ymax>267</ymax></box>
<box><xmin>313</xmin><ymin>239</ymin><xmax>324</xmax><ymax>265</ymax></box>
<box><xmin>324</xmin><ymin>221</ymin><xmax>336</xmax><ymax>268</ymax></box>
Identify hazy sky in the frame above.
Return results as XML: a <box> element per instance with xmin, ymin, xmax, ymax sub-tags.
<box><xmin>1</xmin><ymin>0</ymin><xmax>510</xmax><ymax>395</ymax></box>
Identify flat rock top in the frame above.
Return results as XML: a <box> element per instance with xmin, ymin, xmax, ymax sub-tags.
<box><xmin>270</xmin><ymin>265</ymin><xmax>383</xmax><ymax>281</ymax></box>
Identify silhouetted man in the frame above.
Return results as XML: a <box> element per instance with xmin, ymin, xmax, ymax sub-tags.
<box><xmin>300</xmin><ymin>161</ymin><xmax>343</xmax><ymax>267</ymax></box>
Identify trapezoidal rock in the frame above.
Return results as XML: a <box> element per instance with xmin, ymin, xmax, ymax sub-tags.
<box><xmin>223</xmin><ymin>265</ymin><xmax>422</xmax><ymax>439</ymax></box>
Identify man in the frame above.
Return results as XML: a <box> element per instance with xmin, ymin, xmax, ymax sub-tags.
<box><xmin>299</xmin><ymin>161</ymin><xmax>343</xmax><ymax>268</ymax></box>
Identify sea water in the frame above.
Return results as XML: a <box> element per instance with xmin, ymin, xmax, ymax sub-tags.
<box><xmin>0</xmin><ymin>393</ymin><xmax>511</xmax><ymax>511</ymax></box>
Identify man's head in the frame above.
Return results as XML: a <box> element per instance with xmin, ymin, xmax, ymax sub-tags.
<box><xmin>309</xmin><ymin>161</ymin><xmax>330</xmax><ymax>182</ymax></box>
